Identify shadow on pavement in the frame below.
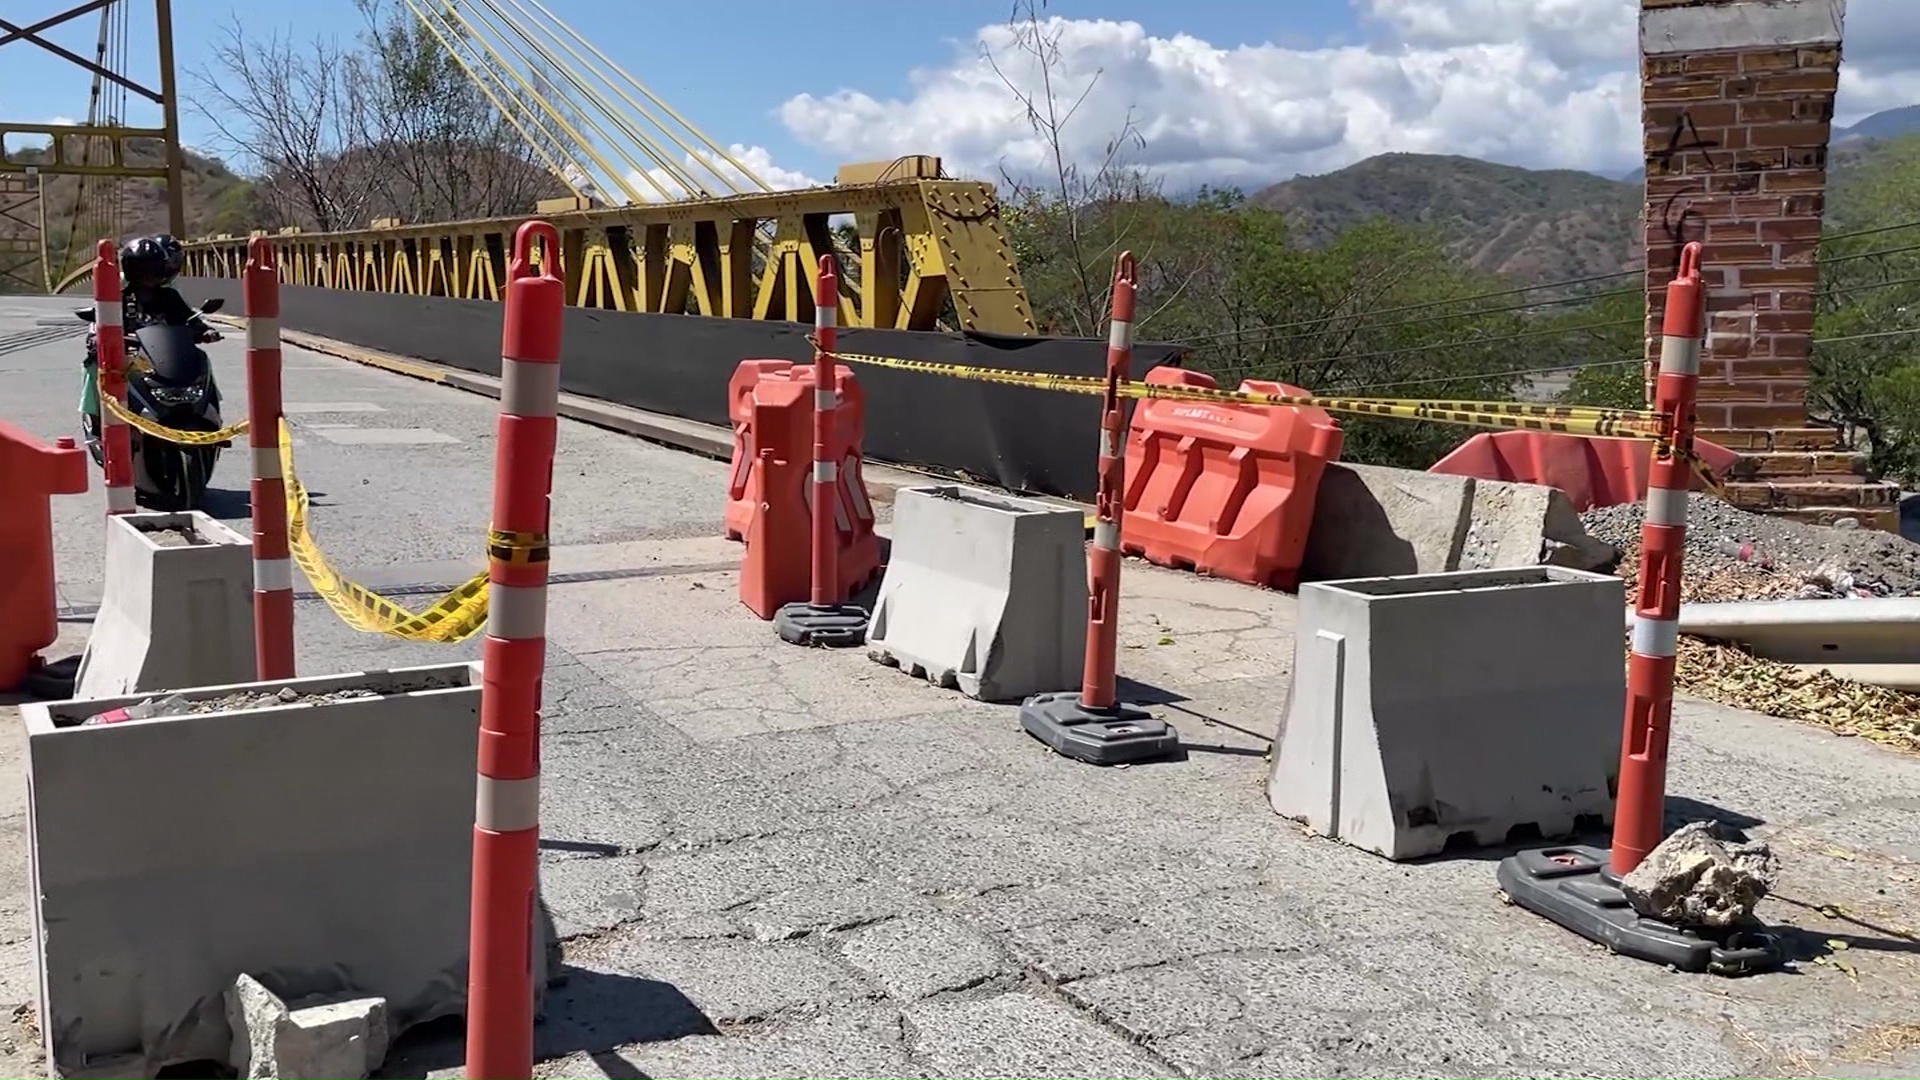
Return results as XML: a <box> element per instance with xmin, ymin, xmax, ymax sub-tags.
<box><xmin>196</xmin><ymin>486</ymin><xmax>252</xmax><ymax>520</ymax></box>
<box><xmin>375</xmin><ymin>902</ymin><xmax>715</xmax><ymax>1079</ymax></box>
<box><xmin>1662</xmin><ymin>795</ymin><xmax>1766</xmax><ymax>838</ymax></box>
<box><xmin>375</xmin><ymin>968</ymin><xmax>715</xmax><ymax>1079</ymax></box>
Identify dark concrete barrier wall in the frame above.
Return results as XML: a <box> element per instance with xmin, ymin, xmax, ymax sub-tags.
<box><xmin>182</xmin><ymin>278</ymin><xmax>1185</xmax><ymax>501</ymax></box>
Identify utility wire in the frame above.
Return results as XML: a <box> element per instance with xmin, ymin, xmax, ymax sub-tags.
<box><xmin>1323</xmin><ymin>325</ymin><xmax>1920</xmax><ymax>395</ymax></box>
<box><xmin>1198</xmin><ymin>270</ymin><xmax>1920</xmax><ymax>392</ymax></box>
<box><xmin>1197</xmin><ymin>243</ymin><xmax>1920</xmax><ymax>378</ymax></box>
<box><xmin>1174</xmin><ymin>218</ymin><xmax>1920</xmax><ymax>347</ymax></box>
<box><xmin>1174</xmin><ymin>269</ymin><xmax>1642</xmax><ymax>344</ymax></box>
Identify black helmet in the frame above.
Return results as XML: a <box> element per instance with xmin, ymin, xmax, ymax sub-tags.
<box><xmin>120</xmin><ymin>234</ymin><xmax>184</xmax><ymax>289</ymax></box>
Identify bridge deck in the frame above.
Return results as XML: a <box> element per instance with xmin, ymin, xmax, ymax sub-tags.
<box><xmin>1</xmin><ymin>295</ymin><xmax>1916</xmax><ymax>1078</ymax></box>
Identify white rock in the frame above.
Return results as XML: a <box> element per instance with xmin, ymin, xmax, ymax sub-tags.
<box><xmin>225</xmin><ymin>973</ymin><xmax>391</xmax><ymax>1079</ymax></box>
<box><xmin>1619</xmin><ymin>820</ymin><xmax>1777</xmax><ymax>929</ymax></box>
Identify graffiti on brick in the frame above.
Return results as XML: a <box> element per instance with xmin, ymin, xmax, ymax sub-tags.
<box><xmin>1648</xmin><ymin>109</ymin><xmax>1722</xmax><ymax>175</ymax></box>
<box><xmin>1660</xmin><ymin>192</ymin><xmax>1704</xmax><ymax>274</ymax></box>
<box><xmin>1646</xmin><ymin>109</ymin><xmax>1723</xmax><ymax>273</ymax></box>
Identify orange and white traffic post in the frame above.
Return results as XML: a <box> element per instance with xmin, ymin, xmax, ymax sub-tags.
<box><xmin>465</xmin><ymin>220</ymin><xmax>563</xmax><ymax>1080</ymax></box>
<box><xmin>1612</xmin><ymin>241</ymin><xmax>1706</xmax><ymax>875</ymax></box>
<box><xmin>93</xmin><ymin>240</ymin><xmax>135</xmax><ymax>517</ymax></box>
<box><xmin>1017</xmin><ymin>252</ymin><xmax>1180</xmax><ymax>766</ymax></box>
<box><xmin>771</xmin><ymin>253</ymin><xmax>871</xmax><ymax>647</ymax></box>
<box><xmin>244</xmin><ymin>238</ymin><xmax>295</xmax><ymax>681</ymax></box>
<box><xmin>1495</xmin><ymin>242</ymin><xmax>1780</xmax><ymax>975</ymax></box>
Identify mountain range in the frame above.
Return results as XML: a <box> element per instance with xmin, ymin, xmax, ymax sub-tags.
<box><xmin>5</xmin><ymin>106</ymin><xmax>1917</xmax><ymax>293</ymax></box>
<box><xmin>1249</xmin><ymin>105</ymin><xmax>1920</xmax><ymax>285</ymax></box>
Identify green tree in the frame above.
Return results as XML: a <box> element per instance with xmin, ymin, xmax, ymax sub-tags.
<box><xmin>1809</xmin><ymin>133</ymin><xmax>1920</xmax><ymax>482</ymax></box>
<box><xmin>1554</xmin><ymin>287</ymin><xmax>1647</xmax><ymax>410</ymax></box>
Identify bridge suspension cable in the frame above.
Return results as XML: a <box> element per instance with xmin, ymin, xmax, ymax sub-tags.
<box><xmin>390</xmin><ymin>0</ymin><xmax>774</xmax><ymax>207</ymax></box>
<box><xmin>385</xmin><ymin>0</ymin><xmax>591</xmax><ymax>205</ymax></box>
<box><xmin>58</xmin><ymin>0</ymin><xmax>131</xmax><ymax>279</ymax></box>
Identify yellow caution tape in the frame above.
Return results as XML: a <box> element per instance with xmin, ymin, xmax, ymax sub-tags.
<box><xmin>277</xmin><ymin>418</ymin><xmax>491</xmax><ymax>643</ymax></box>
<box><xmin>817</xmin><ymin>347</ymin><xmax>1666</xmax><ymax>439</ymax></box>
<box><xmin>815</xmin><ymin>344</ymin><xmax>1729</xmax><ymax>496</ymax></box>
<box><xmin>100</xmin><ymin>387</ymin><xmax>249</xmax><ymax>446</ymax></box>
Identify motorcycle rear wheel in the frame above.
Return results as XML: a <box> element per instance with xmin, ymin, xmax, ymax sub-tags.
<box><xmin>134</xmin><ymin>437</ymin><xmax>213</xmax><ymax>513</ymax></box>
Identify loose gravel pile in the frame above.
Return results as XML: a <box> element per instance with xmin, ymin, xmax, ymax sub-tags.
<box><xmin>190</xmin><ymin>685</ymin><xmax>379</xmax><ymax>713</ymax></box>
<box><xmin>1582</xmin><ymin>493</ymin><xmax>1920</xmax><ymax>600</ymax></box>
<box><xmin>1582</xmin><ymin>493</ymin><xmax>1920</xmax><ymax>755</ymax></box>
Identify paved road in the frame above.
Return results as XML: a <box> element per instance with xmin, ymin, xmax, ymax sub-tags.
<box><xmin>3</xmin><ymin>294</ymin><xmax>1919</xmax><ymax>1078</ymax></box>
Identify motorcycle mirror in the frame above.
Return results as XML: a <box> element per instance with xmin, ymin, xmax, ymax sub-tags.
<box><xmin>74</xmin><ymin>309</ymin><xmax>95</xmax><ymax>323</ymax></box>
<box><xmin>200</xmin><ymin>297</ymin><xmax>226</xmax><ymax>314</ymax></box>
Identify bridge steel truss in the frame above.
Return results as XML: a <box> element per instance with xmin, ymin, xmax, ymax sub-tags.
<box><xmin>139</xmin><ymin>179</ymin><xmax>1040</xmax><ymax>336</ymax></box>
<box><xmin>0</xmin><ymin>0</ymin><xmax>189</xmax><ymax>238</ymax></box>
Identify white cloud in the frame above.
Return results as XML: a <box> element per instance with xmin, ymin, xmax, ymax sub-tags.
<box><xmin>621</xmin><ymin>142</ymin><xmax>822</xmax><ymax>203</ymax></box>
<box><xmin>777</xmin><ymin>0</ymin><xmax>1915</xmax><ymax>189</ymax></box>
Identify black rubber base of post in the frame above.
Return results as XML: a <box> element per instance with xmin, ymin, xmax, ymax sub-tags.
<box><xmin>1496</xmin><ymin>845</ymin><xmax>1785</xmax><ymax>977</ymax></box>
<box><xmin>1018</xmin><ymin>690</ymin><xmax>1181</xmax><ymax>766</ymax></box>
<box><xmin>773</xmin><ymin>602</ymin><xmax>870</xmax><ymax>647</ymax></box>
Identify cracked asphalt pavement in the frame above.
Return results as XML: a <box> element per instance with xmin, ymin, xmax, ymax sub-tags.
<box><xmin>4</xmin><ymin>295</ymin><xmax>1919</xmax><ymax>1079</ymax></box>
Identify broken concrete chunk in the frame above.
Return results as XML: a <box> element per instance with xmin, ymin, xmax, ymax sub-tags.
<box><xmin>1619</xmin><ymin>820</ymin><xmax>1777</xmax><ymax>929</ymax></box>
<box><xmin>226</xmin><ymin>973</ymin><xmax>391</xmax><ymax>1080</ymax></box>
<box><xmin>1301</xmin><ymin>463</ymin><xmax>1616</xmax><ymax>584</ymax></box>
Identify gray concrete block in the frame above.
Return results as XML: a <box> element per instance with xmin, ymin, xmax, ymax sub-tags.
<box><xmin>1301</xmin><ymin>464</ymin><xmax>1614</xmax><ymax>584</ymax></box>
<box><xmin>74</xmin><ymin>511</ymin><xmax>255</xmax><ymax>699</ymax></box>
<box><xmin>226</xmin><ymin>973</ymin><xmax>390</xmax><ymax>1080</ymax></box>
<box><xmin>24</xmin><ymin>662</ymin><xmax>548</xmax><ymax>1076</ymax></box>
<box><xmin>865</xmin><ymin>485</ymin><xmax>1087</xmax><ymax>702</ymax></box>
<box><xmin>1267</xmin><ymin>567</ymin><xmax>1625</xmax><ymax>861</ymax></box>
<box><xmin>1303</xmin><ymin>464</ymin><xmax>1475</xmax><ymax>580</ymax></box>
<box><xmin>1460</xmin><ymin>478</ymin><xmax>1615</xmax><ymax>573</ymax></box>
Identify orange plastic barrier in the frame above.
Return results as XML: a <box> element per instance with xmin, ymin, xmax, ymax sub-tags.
<box><xmin>1429</xmin><ymin>430</ymin><xmax>1740</xmax><ymax>512</ymax></box>
<box><xmin>735</xmin><ymin>361</ymin><xmax>880</xmax><ymax>618</ymax></box>
<box><xmin>0</xmin><ymin>423</ymin><xmax>89</xmax><ymax>691</ymax></box>
<box><xmin>1120</xmin><ymin>367</ymin><xmax>1342</xmax><ymax>591</ymax></box>
<box><xmin>725</xmin><ymin>359</ymin><xmax>870</xmax><ymax>543</ymax></box>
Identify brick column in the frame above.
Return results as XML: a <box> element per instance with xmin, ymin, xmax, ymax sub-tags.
<box><xmin>1639</xmin><ymin>0</ymin><xmax>1845</xmax><ymax>431</ymax></box>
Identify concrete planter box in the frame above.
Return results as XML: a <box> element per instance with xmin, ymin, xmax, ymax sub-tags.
<box><xmin>1267</xmin><ymin>566</ymin><xmax>1625</xmax><ymax>861</ymax></box>
<box><xmin>24</xmin><ymin>662</ymin><xmax>537</xmax><ymax>1077</ymax></box>
<box><xmin>74</xmin><ymin>511</ymin><xmax>255</xmax><ymax>700</ymax></box>
<box><xmin>867</xmin><ymin>484</ymin><xmax>1088</xmax><ymax>701</ymax></box>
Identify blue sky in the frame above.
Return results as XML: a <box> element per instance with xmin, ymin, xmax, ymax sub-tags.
<box><xmin>5</xmin><ymin>0</ymin><xmax>1915</xmax><ymax>190</ymax></box>
<box><xmin>1</xmin><ymin>0</ymin><xmax>1359</xmax><ymax>182</ymax></box>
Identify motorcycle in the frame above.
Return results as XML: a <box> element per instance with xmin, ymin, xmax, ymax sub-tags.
<box><xmin>75</xmin><ymin>296</ymin><xmax>230</xmax><ymax>512</ymax></box>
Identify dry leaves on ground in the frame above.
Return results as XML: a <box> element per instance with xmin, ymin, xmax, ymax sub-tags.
<box><xmin>1614</xmin><ymin>561</ymin><xmax>1920</xmax><ymax>756</ymax></box>
<box><xmin>1673</xmin><ymin>637</ymin><xmax>1920</xmax><ymax>755</ymax></box>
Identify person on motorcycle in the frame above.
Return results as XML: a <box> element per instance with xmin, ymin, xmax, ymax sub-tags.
<box><xmin>78</xmin><ymin>234</ymin><xmax>222</xmax><ymax>443</ymax></box>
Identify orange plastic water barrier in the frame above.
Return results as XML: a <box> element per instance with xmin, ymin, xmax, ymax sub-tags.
<box><xmin>725</xmin><ymin>359</ymin><xmax>868</xmax><ymax>542</ymax></box>
<box><xmin>733</xmin><ymin>361</ymin><xmax>880</xmax><ymax>619</ymax></box>
<box><xmin>0</xmin><ymin>422</ymin><xmax>88</xmax><ymax>691</ymax></box>
<box><xmin>1120</xmin><ymin>367</ymin><xmax>1343</xmax><ymax>592</ymax></box>
<box><xmin>1429</xmin><ymin>430</ymin><xmax>1740</xmax><ymax>512</ymax></box>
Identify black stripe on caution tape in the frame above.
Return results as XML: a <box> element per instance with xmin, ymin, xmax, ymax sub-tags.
<box><xmin>487</xmin><ymin>528</ymin><xmax>551</xmax><ymax>565</ymax></box>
